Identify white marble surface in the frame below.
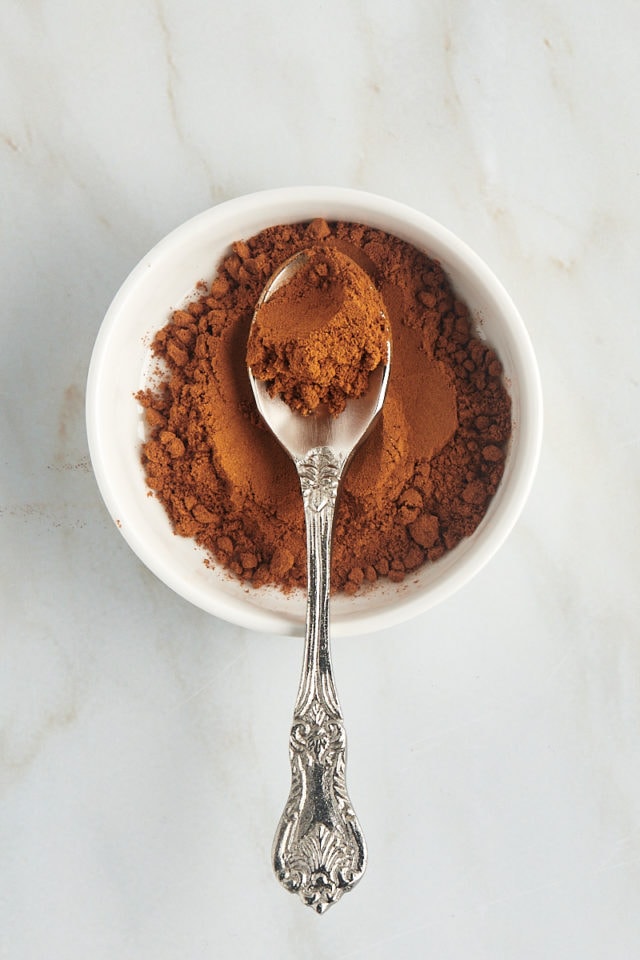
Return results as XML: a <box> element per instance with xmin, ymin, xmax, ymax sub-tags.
<box><xmin>2</xmin><ymin>1</ymin><xmax>639</xmax><ymax>956</ymax></box>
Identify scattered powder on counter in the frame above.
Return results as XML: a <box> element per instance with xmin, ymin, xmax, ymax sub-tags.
<box><xmin>136</xmin><ymin>218</ymin><xmax>512</xmax><ymax>595</ymax></box>
<box><xmin>246</xmin><ymin>242</ymin><xmax>390</xmax><ymax>416</ymax></box>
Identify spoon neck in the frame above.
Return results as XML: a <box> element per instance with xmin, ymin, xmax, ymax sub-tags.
<box><xmin>295</xmin><ymin>447</ymin><xmax>344</xmax><ymax>716</ymax></box>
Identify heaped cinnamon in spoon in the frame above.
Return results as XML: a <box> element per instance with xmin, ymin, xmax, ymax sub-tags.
<box><xmin>246</xmin><ymin>244</ymin><xmax>390</xmax><ymax>416</ymax></box>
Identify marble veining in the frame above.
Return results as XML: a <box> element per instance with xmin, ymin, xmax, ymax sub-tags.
<box><xmin>2</xmin><ymin>1</ymin><xmax>640</xmax><ymax>957</ymax></box>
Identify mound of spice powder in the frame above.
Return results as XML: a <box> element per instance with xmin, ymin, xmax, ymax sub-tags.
<box><xmin>246</xmin><ymin>243</ymin><xmax>390</xmax><ymax>416</ymax></box>
<box><xmin>136</xmin><ymin>218</ymin><xmax>511</xmax><ymax>595</ymax></box>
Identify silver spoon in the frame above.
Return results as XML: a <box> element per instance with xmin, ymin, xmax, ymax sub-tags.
<box><xmin>248</xmin><ymin>250</ymin><xmax>391</xmax><ymax>913</ymax></box>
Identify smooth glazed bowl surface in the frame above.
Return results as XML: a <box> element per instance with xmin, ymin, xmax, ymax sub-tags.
<box><xmin>86</xmin><ymin>187</ymin><xmax>543</xmax><ymax>636</ymax></box>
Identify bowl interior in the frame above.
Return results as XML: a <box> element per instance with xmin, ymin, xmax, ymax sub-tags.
<box><xmin>86</xmin><ymin>187</ymin><xmax>542</xmax><ymax>637</ymax></box>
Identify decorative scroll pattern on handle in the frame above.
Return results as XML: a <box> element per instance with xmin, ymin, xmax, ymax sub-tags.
<box><xmin>273</xmin><ymin>446</ymin><xmax>367</xmax><ymax>913</ymax></box>
<box><xmin>297</xmin><ymin>446</ymin><xmax>343</xmax><ymax>514</ymax></box>
<box><xmin>273</xmin><ymin>696</ymin><xmax>366</xmax><ymax>913</ymax></box>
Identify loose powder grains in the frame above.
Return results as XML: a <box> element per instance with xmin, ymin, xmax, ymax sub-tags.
<box><xmin>137</xmin><ymin>218</ymin><xmax>512</xmax><ymax>596</ymax></box>
<box><xmin>246</xmin><ymin>243</ymin><xmax>390</xmax><ymax>416</ymax></box>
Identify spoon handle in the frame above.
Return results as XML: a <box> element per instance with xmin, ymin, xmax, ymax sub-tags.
<box><xmin>272</xmin><ymin>447</ymin><xmax>367</xmax><ymax>914</ymax></box>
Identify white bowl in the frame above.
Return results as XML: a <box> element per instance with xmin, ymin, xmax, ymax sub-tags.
<box><xmin>86</xmin><ymin>187</ymin><xmax>542</xmax><ymax>637</ymax></box>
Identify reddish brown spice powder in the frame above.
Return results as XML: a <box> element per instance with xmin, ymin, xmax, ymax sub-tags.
<box><xmin>137</xmin><ymin>218</ymin><xmax>511</xmax><ymax>595</ymax></box>
<box><xmin>246</xmin><ymin>242</ymin><xmax>390</xmax><ymax>416</ymax></box>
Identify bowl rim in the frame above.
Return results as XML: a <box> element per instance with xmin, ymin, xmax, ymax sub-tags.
<box><xmin>86</xmin><ymin>185</ymin><xmax>543</xmax><ymax>636</ymax></box>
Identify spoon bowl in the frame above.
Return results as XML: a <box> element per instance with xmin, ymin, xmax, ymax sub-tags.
<box><xmin>248</xmin><ymin>251</ymin><xmax>391</xmax><ymax>913</ymax></box>
<box><xmin>249</xmin><ymin>249</ymin><xmax>391</xmax><ymax>463</ymax></box>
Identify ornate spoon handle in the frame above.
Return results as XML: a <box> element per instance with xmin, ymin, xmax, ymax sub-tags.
<box><xmin>272</xmin><ymin>447</ymin><xmax>367</xmax><ymax>914</ymax></box>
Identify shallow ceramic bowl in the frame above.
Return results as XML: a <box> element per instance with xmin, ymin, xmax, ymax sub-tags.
<box><xmin>86</xmin><ymin>187</ymin><xmax>542</xmax><ymax>637</ymax></box>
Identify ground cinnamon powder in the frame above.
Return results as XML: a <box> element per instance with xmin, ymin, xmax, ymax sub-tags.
<box><xmin>137</xmin><ymin>218</ymin><xmax>511</xmax><ymax>595</ymax></box>
<box><xmin>246</xmin><ymin>243</ymin><xmax>390</xmax><ymax>416</ymax></box>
